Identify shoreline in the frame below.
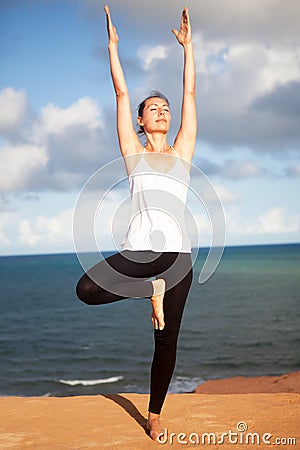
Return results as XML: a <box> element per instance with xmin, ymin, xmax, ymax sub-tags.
<box><xmin>1</xmin><ymin>370</ymin><xmax>299</xmax><ymax>399</ymax></box>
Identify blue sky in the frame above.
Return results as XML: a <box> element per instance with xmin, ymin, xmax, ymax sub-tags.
<box><xmin>0</xmin><ymin>0</ymin><xmax>300</xmax><ymax>255</ymax></box>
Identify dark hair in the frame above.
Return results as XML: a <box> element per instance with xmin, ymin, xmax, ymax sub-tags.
<box><xmin>137</xmin><ymin>90</ymin><xmax>170</xmax><ymax>135</ymax></box>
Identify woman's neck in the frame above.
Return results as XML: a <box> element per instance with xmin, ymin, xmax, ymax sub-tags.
<box><xmin>144</xmin><ymin>133</ymin><xmax>170</xmax><ymax>153</ymax></box>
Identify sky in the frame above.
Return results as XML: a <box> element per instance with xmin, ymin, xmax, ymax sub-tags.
<box><xmin>0</xmin><ymin>0</ymin><xmax>300</xmax><ymax>256</ymax></box>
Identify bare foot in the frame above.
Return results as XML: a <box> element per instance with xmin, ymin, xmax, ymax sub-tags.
<box><xmin>146</xmin><ymin>413</ymin><xmax>163</xmax><ymax>441</ymax></box>
<box><xmin>151</xmin><ymin>278</ymin><xmax>166</xmax><ymax>330</ymax></box>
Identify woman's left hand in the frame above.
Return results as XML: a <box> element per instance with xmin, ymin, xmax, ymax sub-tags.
<box><xmin>172</xmin><ymin>7</ymin><xmax>192</xmax><ymax>46</ymax></box>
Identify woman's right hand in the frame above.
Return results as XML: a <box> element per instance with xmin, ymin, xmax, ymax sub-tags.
<box><xmin>104</xmin><ymin>5</ymin><xmax>119</xmax><ymax>44</ymax></box>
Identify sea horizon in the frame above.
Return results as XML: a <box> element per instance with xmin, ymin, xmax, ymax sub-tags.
<box><xmin>1</xmin><ymin>240</ymin><xmax>299</xmax><ymax>259</ymax></box>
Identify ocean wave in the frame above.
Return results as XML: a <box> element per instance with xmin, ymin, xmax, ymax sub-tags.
<box><xmin>168</xmin><ymin>376</ymin><xmax>204</xmax><ymax>393</ymax></box>
<box><xmin>58</xmin><ymin>376</ymin><xmax>123</xmax><ymax>386</ymax></box>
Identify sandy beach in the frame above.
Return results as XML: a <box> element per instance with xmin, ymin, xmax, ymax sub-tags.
<box><xmin>1</xmin><ymin>372</ymin><xmax>299</xmax><ymax>449</ymax></box>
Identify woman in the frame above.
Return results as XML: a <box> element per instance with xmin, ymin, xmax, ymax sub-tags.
<box><xmin>76</xmin><ymin>4</ymin><xmax>197</xmax><ymax>441</ymax></box>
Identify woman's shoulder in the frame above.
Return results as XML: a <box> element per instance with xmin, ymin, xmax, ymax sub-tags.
<box><xmin>173</xmin><ymin>135</ymin><xmax>195</xmax><ymax>164</ymax></box>
<box><xmin>123</xmin><ymin>148</ymin><xmax>145</xmax><ymax>176</ymax></box>
<box><xmin>171</xmin><ymin>145</ymin><xmax>193</xmax><ymax>172</ymax></box>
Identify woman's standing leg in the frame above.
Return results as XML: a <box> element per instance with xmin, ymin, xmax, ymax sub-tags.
<box><xmin>148</xmin><ymin>267</ymin><xmax>193</xmax><ymax>414</ymax></box>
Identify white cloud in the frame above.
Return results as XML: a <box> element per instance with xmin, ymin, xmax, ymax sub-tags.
<box><xmin>246</xmin><ymin>207</ymin><xmax>299</xmax><ymax>235</ymax></box>
<box><xmin>225</xmin><ymin>44</ymin><xmax>300</xmax><ymax>93</ymax></box>
<box><xmin>193</xmin><ymin>35</ymin><xmax>229</xmax><ymax>77</ymax></box>
<box><xmin>0</xmin><ymin>88</ymin><xmax>118</xmax><ymax>194</ymax></box>
<box><xmin>0</xmin><ymin>144</ymin><xmax>48</xmax><ymax>192</ymax></box>
<box><xmin>0</xmin><ymin>229</ymin><xmax>11</xmax><ymax>246</ymax></box>
<box><xmin>137</xmin><ymin>45</ymin><xmax>168</xmax><ymax>70</ymax></box>
<box><xmin>129</xmin><ymin>28</ymin><xmax>300</xmax><ymax>153</ymax></box>
<box><xmin>0</xmin><ymin>207</ymin><xmax>18</xmax><ymax>250</ymax></box>
<box><xmin>196</xmin><ymin>38</ymin><xmax>300</xmax><ymax>150</ymax></box>
<box><xmin>36</xmin><ymin>97</ymin><xmax>102</xmax><ymax>137</ymax></box>
<box><xmin>0</xmin><ymin>214</ymin><xmax>11</xmax><ymax>245</ymax></box>
<box><xmin>0</xmin><ymin>87</ymin><xmax>28</xmax><ymax>133</ymax></box>
<box><xmin>19</xmin><ymin>219</ymin><xmax>41</xmax><ymax>247</ymax></box>
<box><xmin>36</xmin><ymin>209</ymin><xmax>74</xmax><ymax>244</ymax></box>
<box><xmin>208</xmin><ymin>182</ymin><xmax>238</xmax><ymax>205</ymax></box>
<box><xmin>18</xmin><ymin>208</ymin><xmax>74</xmax><ymax>249</ymax></box>
<box><xmin>221</xmin><ymin>204</ymin><xmax>300</xmax><ymax>246</ymax></box>
<box><xmin>223</xmin><ymin>160</ymin><xmax>263</xmax><ymax>180</ymax></box>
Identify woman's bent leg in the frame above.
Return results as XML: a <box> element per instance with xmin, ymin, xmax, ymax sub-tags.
<box><xmin>76</xmin><ymin>251</ymin><xmax>155</xmax><ymax>305</ymax></box>
<box><xmin>76</xmin><ymin>272</ymin><xmax>126</xmax><ymax>305</ymax></box>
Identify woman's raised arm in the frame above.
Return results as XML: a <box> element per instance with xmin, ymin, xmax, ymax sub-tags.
<box><xmin>104</xmin><ymin>5</ymin><xmax>141</xmax><ymax>156</ymax></box>
<box><xmin>172</xmin><ymin>7</ymin><xmax>197</xmax><ymax>162</ymax></box>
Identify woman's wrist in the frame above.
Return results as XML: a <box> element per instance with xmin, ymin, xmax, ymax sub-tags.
<box><xmin>182</xmin><ymin>42</ymin><xmax>193</xmax><ymax>50</ymax></box>
<box><xmin>108</xmin><ymin>41</ymin><xmax>118</xmax><ymax>49</ymax></box>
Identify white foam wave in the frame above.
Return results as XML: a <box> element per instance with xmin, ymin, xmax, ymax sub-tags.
<box><xmin>168</xmin><ymin>376</ymin><xmax>204</xmax><ymax>393</ymax></box>
<box><xmin>59</xmin><ymin>376</ymin><xmax>123</xmax><ymax>386</ymax></box>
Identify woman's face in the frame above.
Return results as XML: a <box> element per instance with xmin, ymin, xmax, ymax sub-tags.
<box><xmin>138</xmin><ymin>97</ymin><xmax>171</xmax><ymax>134</ymax></box>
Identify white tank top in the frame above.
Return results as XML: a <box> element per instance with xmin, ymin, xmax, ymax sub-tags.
<box><xmin>121</xmin><ymin>147</ymin><xmax>191</xmax><ymax>253</ymax></box>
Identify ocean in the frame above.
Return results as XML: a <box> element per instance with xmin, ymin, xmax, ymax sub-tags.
<box><xmin>0</xmin><ymin>243</ymin><xmax>299</xmax><ymax>397</ymax></box>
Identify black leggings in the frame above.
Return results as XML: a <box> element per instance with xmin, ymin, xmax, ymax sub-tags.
<box><xmin>76</xmin><ymin>250</ymin><xmax>193</xmax><ymax>414</ymax></box>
